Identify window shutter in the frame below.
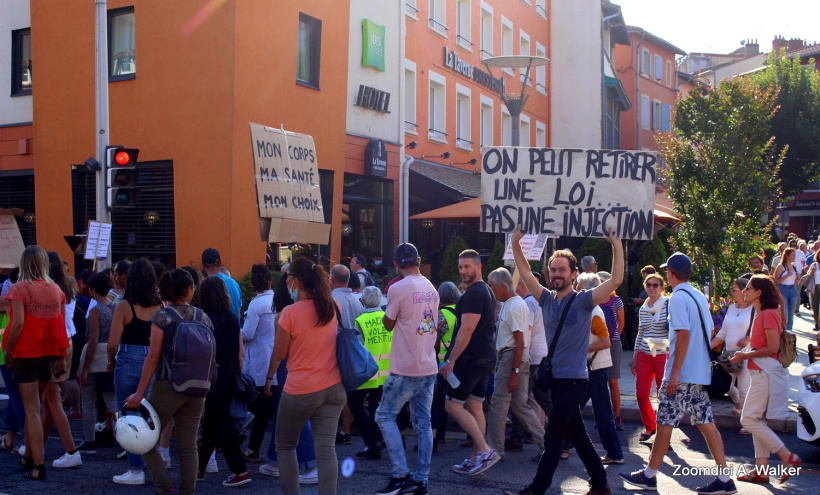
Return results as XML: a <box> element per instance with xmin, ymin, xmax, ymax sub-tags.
<box><xmin>661</xmin><ymin>104</ymin><xmax>671</xmax><ymax>132</ymax></box>
<box><xmin>655</xmin><ymin>55</ymin><xmax>663</xmax><ymax>79</ymax></box>
<box><xmin>642</xmin><ymin>97</ymin><xmax>650</xmax><ymax>127</ymax></box>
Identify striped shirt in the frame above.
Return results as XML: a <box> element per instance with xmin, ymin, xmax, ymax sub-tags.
<box><xmin>635</xmin><ymin>296</ymin><xmax>669</xmax><ymax>356</ymax></box>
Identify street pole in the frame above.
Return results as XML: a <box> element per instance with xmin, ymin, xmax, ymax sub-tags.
<box><xmin>95</xmin><ymin>0</ymin><xmax>111</xmax><ymax>269</ymax></box>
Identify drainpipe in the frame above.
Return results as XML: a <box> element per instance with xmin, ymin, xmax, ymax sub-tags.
<box><xmin>399</xmin><ymin>155</ymin><xmax>414</xmax><ymax>243</ymax></box>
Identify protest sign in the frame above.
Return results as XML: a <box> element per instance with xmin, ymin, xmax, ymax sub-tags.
<box><xmin>0</xmin><ymin>209</ymin><xmax>24</xmax><ymax>270</ymax></box>
<box><xmin>502</xmin><ymin>233</ymin><xmax>555</xmax><ymax>261</ymax></box>
<box><xmin>480</xmin><ymin>147</ymin><xmax>658</xmax><ymax>240</ymax></box>
<box><xmin>84</xmin><ymin>220</ymin><xmax>112</xmax><ymax>261</ymax></box>
<box><xmin>249</xmin><ymin>123</ymin><xmax>331</xmax><ymax>245</ymax></box>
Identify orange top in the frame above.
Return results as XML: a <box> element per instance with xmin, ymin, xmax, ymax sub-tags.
<box><xmin>278</xmin><ymin>300</ymin><xmax>341</xmax><ymax>395</ymax></box>
<box><xmin>2</xmin><ymin>281</ymin><xmax>69</xmax><ymax>359</ymax></box>
<box><xmin>748</xmin><ymin>308</ymin><xmax>781</xmax><ymax>371</ymax></box>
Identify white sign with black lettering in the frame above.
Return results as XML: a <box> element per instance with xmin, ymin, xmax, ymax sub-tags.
<box><xmin>84</xmin><ymin>220</ymin><xmax>112</xmax><ymax>260</ymax></box>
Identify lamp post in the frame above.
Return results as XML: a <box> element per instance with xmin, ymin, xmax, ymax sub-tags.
<box><xmin>481</xmin><ymin>55</ymin><xmax>549</xmax><ymax>147</ymax></box>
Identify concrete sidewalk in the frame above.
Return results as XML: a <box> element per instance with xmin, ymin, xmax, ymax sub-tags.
<box><xmin>589</xmin><ymin>304</ymin><xmax>817</xmax><ymax>433</ymax></box>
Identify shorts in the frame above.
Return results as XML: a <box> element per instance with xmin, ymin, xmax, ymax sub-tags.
<box><xmin>657</xmin><ymin>381</ymin><xmax>714</xmax><ymax>428</ymax></box>
<box><xmin>446</xmin><ymin>356</ymin><xmax>495</xmax><ymax>404</ymax></box>
<box><xmin>12</xmin><ymin>355</ymin><xmax>60</xmax><ymax>384</ymax></box>
<box><xmin>609</xmin><ymin>341</ymin><xmax>623</xmax><ymax>379</ymax></box>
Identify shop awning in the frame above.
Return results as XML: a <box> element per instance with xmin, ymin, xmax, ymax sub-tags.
<box><xmin>784</xmin><ymin>209</ymin><xmax>820</xmax><ymax>217</ymax></box>
<box><xmin>410</xmin><ymin>160</ymin><xmax>481</xmax><ymax>199</ymax></box>
<box><xmin>605</xmin><ymin>75</ymin><xmax>632</xmax><ymax>111</ymax></box>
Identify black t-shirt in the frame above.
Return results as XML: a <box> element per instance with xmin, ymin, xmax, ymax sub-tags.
<box><xmin>449</xmin><ymin>281</ymin><xmax>497</xmax><ymax>361</ymax></box>
<box><xmin>204</xmin><ymin>309</ymin><xmax>241</xmax><ymax>378</ymax></box>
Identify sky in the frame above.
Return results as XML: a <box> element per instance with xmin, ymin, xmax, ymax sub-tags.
<box><xmin>612</xmin><ymin>0</ymin><xmax>819</xmax><ymax>55</ymax></box>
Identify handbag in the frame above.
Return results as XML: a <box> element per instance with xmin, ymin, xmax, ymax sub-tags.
<box><xmin>778</xmin><ymin>331</ymin><xmax>797</xmax><ymax>368</ymax></box>
<box><xmin>534</xmin><ymin>292</ymin><xmax>577</xmax><ymax>390</ymax></box>
<box><xmin>230</xmin><ymin>373</ymin><xmax>260</xmax><ymax>420</ymax></box>
<box><xmin>678</xmin><ymin>289</ymin><xmax>732</xmax><ymax>398</ymax></box>
<box><xmin>335</xmin><ymin>307</ymin><xmax>379</xmax><ymax>392</ymax></box>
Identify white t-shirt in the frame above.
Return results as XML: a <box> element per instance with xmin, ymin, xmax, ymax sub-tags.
<box><xmin>496</xmin><ymin>295</ymin><xmax>529</xmax><ymax>352</ymax></box>
<box><xmin>383</xmin><ymin>274</ymin><xmax>439</xmax><ymax>376</ymax></box>
<box><xmin>795</xmin><ymin>250</ymin><xmax>807</xmax><ymax>274</ymax></box>
<box><xmin>715</xmin><ymin>304</ymin><xmax>754</xmax><ymax>351</ymax></box>
<box><xmin>524</xmin><ymin>294</ymin><xmax>547</xmax><ymax>363</ymax></box>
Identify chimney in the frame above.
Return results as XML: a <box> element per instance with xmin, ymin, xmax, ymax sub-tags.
<box><xmin>787</xmin><ymin>38</ymin><xmax>806</xmax><ymax>52</ymax></box>
<box><xmin>772</xmin><ymin>35</ymin><xmax>788</xmax><ymax>53</ymax></box>
<box><xmin>745</xmin><ymin>39</ymin><xmax>759</xmax><ymax>56</ymax></box>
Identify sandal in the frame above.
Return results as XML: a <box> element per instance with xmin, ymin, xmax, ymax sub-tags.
<box><xmin>731</xmin><ymin>406</ymin><xmax>742</xmax><ymax>416</ymax></box>
<box><xmin>639</xmin><ymin>430</ymin><xmax>656</xmax><ymax>442</ymax></box>
<box><xmin>19</xmin><ymin>456</ymin><xmax>34</xmax><ymax>471</ymax></box>
<box><xmin>778</xmin><ymin>453</ymin><xmax>801</xmax><ymax>483</ymax></box>
<box><xmin>737</xmin><ymin>472</ymin><xmax>769</xmax><ymax>484</ymax></box>
<box><xmin>560</xmin><ymin>450</ymin><xmax>570</xmax><ymax>460</ymax></box>
<box><xmin>23</xmin><ymin>464</ymin><xmax>46</xmax><ymax>481</ymax></box>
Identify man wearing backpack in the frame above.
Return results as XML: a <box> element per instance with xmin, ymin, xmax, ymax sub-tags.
<box><xmin>620</xmin><ymin>252</ymin><xmax>736</xmax><ymax>495</ymax></box>
<box><xmin>351</xmin><ymin>254</ymin><xmax>376</xmax><ymax>288</ymax></box>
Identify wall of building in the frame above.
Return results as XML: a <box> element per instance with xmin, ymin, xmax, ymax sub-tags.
<box><xmin>0</xmin><ymin>0</ymin><xmax>32</xmax><ymax>127</ymax></box>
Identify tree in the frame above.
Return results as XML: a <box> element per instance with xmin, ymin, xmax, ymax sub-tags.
<box><xmin>632</xmin><ymin>235</ymin><xmax>668</xmax><ymax>296</ymax></box>
<box><xmin>657</xmin><ymin>78</ymin><xmax>783</xmax><ymax>298</ymax></box>
<box><xmin>748</xmin><ymin>52</ymin><xmax>820</xmax><ymax>198</ymax></box>
<box><xmin>484</xmin><ymin>239</ymin><xmax>506</xmax><ymax>278</ymax></box>
<box><xmin>438</xmin><ymin>237</ymin><xmax>468</xmax><ymax>284</ymax></box>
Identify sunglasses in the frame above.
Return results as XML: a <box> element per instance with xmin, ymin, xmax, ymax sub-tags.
<box><xmin>645</xmin><ymin>283</ymin><xmax>661</xmax><ymax>288</ymax></box>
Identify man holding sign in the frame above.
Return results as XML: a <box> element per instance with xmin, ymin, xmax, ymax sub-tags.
<box><xmin>504</xmin><ymin>225</ymin><xmax>623</xmax><ymax>495</ymax></box>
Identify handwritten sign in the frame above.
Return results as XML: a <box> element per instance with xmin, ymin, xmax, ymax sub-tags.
<box><xmin>0</xmin><ymin>209</ymin><xmax>25</xmax><ymax>269</ymax></box>
<box><xmin>84</xmin><ymin>220</ymin><xmax>112</xmax><ymax>260</ymax></box>
<box><xmin>502</xmin><ymin>233</ymin><xmax>555</xmax><ymax>261</ymax></box>
<box><xmin>249</xmin><ymin>123</ymin><xmax>331</xmax><ymax>245</ymax></box>
<box><xmin>480</xmin><ymin>147</ymin><xmax>658</xmax><ymax>240</ymax></box>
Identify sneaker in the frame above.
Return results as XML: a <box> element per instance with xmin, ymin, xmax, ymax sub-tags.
<box><xmin>259</xmin><ymin>464</ymin><xmax>279</xmax><ymax>478</ymax></box>
<box><xmin>586</xmin><ymin>485</ymin><xmax>613</xmax><ymax>495</ymax></box>
<box><xmin>206</xmin><ymin>457</ymin><xmax>219</xmax><ymax>473</ymax></box>
<box><xmin>615</xmin><ymin>416</ymin><xmax>625</xmax><ymax>431</ymax></box>
<box><xmin>52</xmin><ymin>451</ymin><xmax>82</xmax><ymax>468</ymax></box>
<box><xmin>601</xmin><ymin>455</ymin><xmax>625</xmax><ymax>465</ymax></box>
<box><xmin>113</xmin><ymin>470</ymin><xmax>146</xmax><ymax>485</ymax></box>
<box><xmin>18</xmin><ymin>444</ymin><xmax>25</xmax><ymax>456</ymax></box>
<box><xmin>196</xmin><ymin>472</ymin><xmax>205</xmax><ymax>482</ymax></box>
<box><xmin>117</xmin><ymin>450</ymin><xmax>128</xmax><ymax>459</ymax></box>
<box><xmin>356</xmin><ymin>445</ymin><xmax>382</xmax><ymax>459</ymax></box>
<box><xmin>405</xmin><ymin>479</ymin><xmax>428</xmax><ymax>494</ymax></box>
<box><xmin>299</xmin><ymin>467</ymin><xmax>318</xmax><ymax>484</ymax></box>
<box><xmin>452</xmin><ymin>458</ymin><xmax>477</xmax><ymax>474</ymax></box>
<box><xmin>374</xmin><ymin>474</ymin><xmax>413</xmax><ymax>495</ymax></box>
<box><xmin>468</xmin><ymin>450</ymin><xmax>501</xmax><ymax>476</ymax></box>
<box><xmin>695</xmin><ymin>478</ymin><xmax>737</xmax><ymax>495</ymax></box>
<box><xmin>619</xmin><ymin>470</ymin><xmax>657</xmax><ymax>490</ymax></box>
<box><xmin>77</xmin><ymin>441</ymin><xmax>97</xmax><ymax>454</ymax></box>
<box><xmin>160</xmin><ymin>449</ymin><xmax>171</xmax><ymax>468</ymax></box>
<box><xmin>222</xmin><ymin>472</ymin><xmax>252</xmax><ymax>487</ymax></box>
<box><xmin>335</xmin><ymin>430</ymin><xmax>352</xmax><ymax>445</ymax></box>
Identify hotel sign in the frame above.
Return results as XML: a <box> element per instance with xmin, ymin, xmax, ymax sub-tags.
<box><xmin>443</xmin><ymin>47</ymin><xmax>505</xmax><ymax>97</ymax></box>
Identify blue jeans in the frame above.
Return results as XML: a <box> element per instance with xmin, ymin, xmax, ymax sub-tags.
<box><xmin>375</xmin><ymin>373</ymin><xmax>436</xmax><ymax>482</ymax></box>
<box><xmin>265</xmin><ymin>359</ymin><xmax>316</xmax><ymax>471</ymax></box>
<box><xmin>1</xmin><ymin>365</ymin><xmax>25</xmax><ymax>434</ymax></box>
<box><xmin>779</xmin><ymin>284</ymin><xmax>797</xmax><ymax>330</ymax></box>
<box><xmin>114</xmin><ymin>344</ymin><xmax>151</xmax><ymax>470</ymax></box>
<box><xmin>579</xmin><ymin>367</ymin><xmax>623</xmax><ymax>460</ymax></box>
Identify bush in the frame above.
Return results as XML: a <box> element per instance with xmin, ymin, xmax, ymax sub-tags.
<box><xmin>633</xmin><ymin>235</ymin><xmax>669</xmax><ymax>297</ymax></box>
<box><xmin>657</xmin><ymin>227</ymin><xmax>674</xmax><ymax>257</ymax></box>
<box><xmin>577</xmin><ymin>238</ymin><xmax>613</xmax><ymax>272</ymax></box>
<box><xmin>439</xmin><ymin>237</ymin><xmax>469</xmax><ymax>284</ymax></box>
<box><xmin>484</xmin><ymin>240</ymin><xmax>506</xmax><ymax>278</ymax></box>
<box><xmin>239</xmin><ymin>272</ymin><xmax>255</xmax><ymax>309</ymax></box>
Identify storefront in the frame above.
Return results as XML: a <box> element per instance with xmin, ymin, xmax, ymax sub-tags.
<box><xmin>341</xmin><ymin>172</ymin><xmax>393</xmax><ymax>264</ymax></box>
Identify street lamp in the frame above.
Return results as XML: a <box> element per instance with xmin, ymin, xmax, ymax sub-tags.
<box><xmin>481</xmin><ymin>55</ymin><xmax>549</xmax><ymax>147</ymax></box>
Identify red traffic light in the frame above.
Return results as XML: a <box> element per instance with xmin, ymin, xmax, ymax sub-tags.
<box><xmin>115</xmin><ymin>150</ymin><xmax>132</xmax><ymax>165</ymax></box>
<box><xmin>108</xmin><ymin>147</ymin><xmax>139</xmax><ymax>167</ymax></box>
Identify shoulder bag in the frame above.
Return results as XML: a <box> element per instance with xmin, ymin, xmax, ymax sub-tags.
<box><xmin>335</xmin><ymin>306</ymin><xmax>379</xmax><ymax>392</ymax></box>
<box><xmin>677</xmin><ymin>289</ymin><xmax>732</xmax><ymax>398</ymax></box>
<box><xmin>533</xmin><ymin>292</ymin><xmax>577</xmax><ymax>391</ymax></box>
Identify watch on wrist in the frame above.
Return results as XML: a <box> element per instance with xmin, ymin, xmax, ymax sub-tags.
<box><xmin>512</xmin><ymin>367</ymin><xmax>520</xmax><ymax>373</ymax></box>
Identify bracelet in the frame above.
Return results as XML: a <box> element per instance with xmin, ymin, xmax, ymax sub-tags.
<box><xmin>266</xmin><ymin>376</ymin><xmax>274</xmax><ymax>381</ymax></box>
<box><xmin>445</xmin><ymin>359</ymin><xmax>452</xmax><ymax>364</ymax></box>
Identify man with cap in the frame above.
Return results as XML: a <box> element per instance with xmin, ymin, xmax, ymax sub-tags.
<box><xmin>581</xmin><ymin>255</ymin><xmax>598</xmax><ymax>274</ymax></box>
<box><xmin>375</xmin><ymin>243</ymin><xmax>439</xmax><ymax>495</ymax></box>
<box><xmin>620</xmin><ymin>252</ymin><xmax>736</xmax><ymax>495</ymax></box>
<box><xmin>202</xmin><ymin>248</ymin><xmax>243</xmax><ymax>322</ymax></box>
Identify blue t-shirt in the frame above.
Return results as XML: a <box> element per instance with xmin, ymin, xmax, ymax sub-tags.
<box><xmin>539</xmin><ymin>289</ymin><xmax>595</xmax><ymax>379</ymax></box>
<box><xmin>664</xmin><ymin>283</ymin><xmax>712</xmax><ymax>386</ymax></box>
<box><xmin>213</xmin><ymin>273</ymin><xmax>243</xmax><ymax>322</ymax></box>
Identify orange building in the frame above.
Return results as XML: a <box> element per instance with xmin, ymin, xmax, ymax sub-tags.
<box><xmin>27</xmin><ymin>0</ymin><xmax>350</xmax><ymax>274</ymax></box>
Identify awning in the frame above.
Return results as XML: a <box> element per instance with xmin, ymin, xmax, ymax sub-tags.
<box><xmin>410</xmin><ymin>160</ymin><xmax>480</xmax><ymax>199</ymax></box>
<box><xmin>784</xmin><ymin>209</ymin><xmax>820</xmax><ymax>218</ymax></box>
<box><xmin>605</xmin><ymin>75</ymin><xmax>632</xmax><ymax>111</ymax></box>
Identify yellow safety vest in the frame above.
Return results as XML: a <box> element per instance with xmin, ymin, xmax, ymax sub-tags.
<box><xmin>355</xmin><ymin>310</ymin><xmax>391</xmax><ymax>389</ymax></box>
<box><xmin>437</xmin><ymin>305</ymin><xmax>456</xmax><ymax>362</ymax></box>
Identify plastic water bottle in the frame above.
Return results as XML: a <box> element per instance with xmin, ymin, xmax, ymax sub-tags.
<box><xmin>447</xmin><ymin>372</ymin><xmax>461</xmax><ymax>389</ymax></box>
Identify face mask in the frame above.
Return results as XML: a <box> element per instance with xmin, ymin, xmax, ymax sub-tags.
<box><xmin>290</xmin><ymin>290</ymin><xmax>299</xmax><ymax>301</ymax></box>
<box><xmin>373</xmin><ymin>260</ymin><xmax>382</xmax><ymax>267</ymax></box>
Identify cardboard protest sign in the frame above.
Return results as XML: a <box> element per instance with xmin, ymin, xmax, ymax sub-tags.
<box><xmin>480</xmin><ymin>147</ymin><xmax>658</xmax><ymax>240</ymax></box>
<box><xmin>249</xmin><ymin>123</ymin><xmax>331</xmax><ymax>245</ymax></box>
<box><xmin>502</xmin><ymin>233</ymin><xmax>555</xmax><ymax>261</ymax></box>
<box><xmin>0</xmin><ymin>209</ymin><xmax>25</xmax><ymax>270</ymax></box>
<box><xmin>84</xmin><ymin>220</ymin><xmax>112</xmax><ymax>260</ymax></box>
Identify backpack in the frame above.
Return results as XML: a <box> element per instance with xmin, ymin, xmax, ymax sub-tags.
<box><xmin>778</xmin><ymin>331</ymin><xmax>797</xmax><ymax>368</ymax></box>
<box><xmin>599</xmin><ymin>297</ymin><xmax>620</xmax><ymax>340</ymax></box>
<box><xmin>362</xmin><ymin>270</ymin><xmax>377</xmax><ymax>288</ymax></box>
<box><xmin>161</xmin><ymin>307</ymin><xmax>218</xmax><ymax>397</ymax></box>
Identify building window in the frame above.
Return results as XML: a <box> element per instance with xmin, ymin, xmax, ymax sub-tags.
<box><xmin>455</xmin><ymin>85</ymin><xmax>472</xmax><ymax>150</ymax></box>
<box><xmin>536</xmin><ymin>0</ymin><xmax>547</xmax><ymax>19</ymax></box>
<box><xmin>456</xmin><ymin>0</ymin><xmax>472</xmax><ymax>51</ymax></box>
<box><xmin>404</xmin><ymin>60</ymin><xmax>417</xmax><ymax>134</ymax></box>
<box><xmin>108</xmin><ymin>7</ymin><xmax>135</xmax><ymax>81</ymax></box>
<box><xmin>480</xmin><ymin>96</ymin><xmax>494</xmax><ymax>147</ymax></box>
<box><xmin>405</xmin><ymin>0</ymin><xmax>419</xmax><ymax>20</ymax></box>
<box><xmin>653</xmin><ymin>100</ymin><xmax>662</xmax><ymax>130</ymax></box>
<box><xmin>501</xmin><ymin>18</ymin><xmax>513</xmax><ymax>76</ymax></box>
<box><xmin>520</xmin><ymin>115</ymin><xmax>530</xmax><ymax>147</ymax></box>
<box><xmin>641</xmin><ymin>95</ymin><xmax>650</xmax><ymax>130</ymax></box>
<box><xmin>655</xmin><ymin>55</ymin><xmax>663</xmax><ymax>80</ymax></box>
<box><xmin>535</xmin><ymin>121</ymin><xmax>546</xmax><ymax>147</ymax></box>
<box><xmin>666</xmin><ymin>60</ymin><xmax>673</xmax><ymax>87</ymax></box>
<box><xmin>11</xmin><ymin>28</ymin><xmax>32</xmax><ymax>95</ymax></box>
<box><xmin>480</xmin><ymin>3</ymin><xmax>493</xmax><ymax>59</ymax></box>
<box><xmin>535</xmin><ymin>42</ymin><xmax>547</xmax><ymax>95</ymax></box>
<box><xmin>297</xmin><ymin>13</ymin><xmax>322</xmax><ymax>89</ymax></box>
<box><xmin>640</xmin><ymin>48</ymin><xmax>651</xmax><ymax>76</ymax></box>
<box><xmin>519</xmin><ymin>30</ymin><xmax>530</xmax><ymax>85</ymax></box>
<box><xmin>429</xmin><ymin>0</ymin><xmax>448</xmax><ymax>37</ymax></box>
<box><xmin>428</xmin><ymin>71</ymin><xmax>447</xmax><ymax>143</ymax></box>
<box><xmin>501</xmin><ymin>107</ymin><xmax>512</xmax><ymax>146</ymax></box>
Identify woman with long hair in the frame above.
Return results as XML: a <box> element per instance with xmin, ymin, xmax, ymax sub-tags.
<box><xmin>731</xmin><ymin>274</ymin><xmax>801</xmax><ymax>484</ymax></box>
<box><xmin>630</xmin><ymin>273</ymin><xmax>669</xmax><ymax>442</ymax></box>
<box><xmin>773</xmin><ymin>247</ymin><xmax>798</xmax><ymax>331</ymax></box>
<box><xmin>124</xmin><ymin>269</ymin><xmax>208</xmax><ymax>495</ymax></box>
<box><xmin>197</xmin><ymin>276</ymin><xmax>250</xmax><ymax>487</ymax></box>
<box><xmin>107</xmin><ymin>257</ymin><xmax>162</xmax><ymax>485</ymax></box>
<box><xmin>2</xmin><ymin>246</ymin><xmax>72</xmax><ymax>480</ymax></box>
<box><xmin>273</xmin><ymin>258</ymin><xmax>345</xmax><ymax>494</ymax></box>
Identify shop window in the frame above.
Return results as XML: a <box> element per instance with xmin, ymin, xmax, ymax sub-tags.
<box><xmin>455</xmin><ymin>85</ymin><xmax>472</xmax><ymax>151</ymax></box>
<box><xmin>405</xmin><ymin>60</ymin><xmax>418</xmax><ymax>134</ymax></box>
<box><xmin>297</xmin><ymin>13</ymin><xmax>322</xmax><ymax>89</ymax></box>
<box><xmin>341</xmin><ymin>174</ymin><xmax>394</xmax><ymax>266</ymax></box>
<box><xmin>480</xmin><ymin>3</ymin><xmax>493</xmax><ymax>58</ymax></box>
<box><xmin>456</xmin><ymin>0</ymin><xmax>472</xmax><ymax>51</ymax></box>
<box><xmin>108</xmin><ymin>7</ymin><xmax>135</xmax><ymax>81</ymax></box>
<box><xmin>428</xmin><ymin>71</ymin><xmax>446</xmax><ymax>143</ymax></box>
<box><xmin>11</xmin><ymin>28</ymin><xmax>32</xmax><ymax>95</ymax></box>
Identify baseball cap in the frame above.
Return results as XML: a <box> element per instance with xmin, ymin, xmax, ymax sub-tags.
<box><xmin>201</xmin><ymin>248</ymin><xmax>221</xmax><ymax>266</ymax></box>
<box><xmin>660</xmin><ymin>252</ymin><xmax>692</xmax><ymax>275</ymax></box>
<box><xmin>394</xmin><ymin>243</ymin><xmax>419</xmax><ymax>263</ymax></box>
<box><xmin>580</xmin><ymin>255</ymin><xmax>597</xmax><ymax>271</ymax></box>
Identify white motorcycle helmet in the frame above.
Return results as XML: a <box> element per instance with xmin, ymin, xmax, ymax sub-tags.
<box><xmin>115</xmin><ymin>399</ymin><xmax>161</xmax><ymax>455</ymax></box>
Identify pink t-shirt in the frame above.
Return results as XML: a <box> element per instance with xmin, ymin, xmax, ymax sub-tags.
<box><xmin>278</xmin><ymin>300</ymin><xmax>342</xmax><ymax>395</ymax></box>
<box><xmin>748</xmin><ymin>308</ymin><xmax>781</xmax><ymax>371</ymax></box>
<box><xmin>384</xmin><ymin>274</ymin><xmax>439</xmax><ymax>376</ymax></box>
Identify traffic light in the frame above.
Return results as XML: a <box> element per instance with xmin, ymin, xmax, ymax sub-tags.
<box><xmin>106</xmin><ymin>147</ymin><xmax>140</xmax><ymax>209</ymax></box>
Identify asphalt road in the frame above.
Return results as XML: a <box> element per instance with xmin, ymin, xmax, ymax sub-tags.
<box><xmin>1</xmin><ymin>415</ymin><xmax>819</xmax><ymax>495</ymax></box>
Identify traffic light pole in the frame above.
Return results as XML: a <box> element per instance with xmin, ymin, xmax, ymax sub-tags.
<box><xmin>95</xmin><ymin>0</ymin><xmax>111</xmax><ymax>269</ymax></box>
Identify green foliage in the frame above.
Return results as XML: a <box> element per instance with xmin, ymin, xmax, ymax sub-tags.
<box><xmin>484</xmin><ymin>240</ymin><xmax>506</xmax><ymax>278</ymax></box>
<box><xmin>239</xmin><ymin>272</ymin><xmax>255</xmax><ymax>309</ymax></box>
<box><xmin>632</xmin><ymin>236</ymin><xmax>669</xmax><ymax>295</ymax></box>
<box><xmin>439</xmin><ymin>237</ymin><xmax>469</xmax><ymax>284</ymax></box>
<box><xmin>763</xmin><ymin>245</ymin><xmax>778</xmax><ymax>266</ymax></box>
<box><xmin>748</xmin><ymin>52</ymin><xmax>820</xmax><ymax>198</ymax></box>
<box><xmin>656</xmin><ymin>227</ymin><xmax>674</xmax><ymax>257</ymax></box>
<box><xmin>658</xmin><ymin>78</ymin><xmax>784</xmax><ymax>298</ymax></box>
<box><xmin>577</xmin><ymin>238</ymin><xmax>613</xmax><ymax>272</ymax></box>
